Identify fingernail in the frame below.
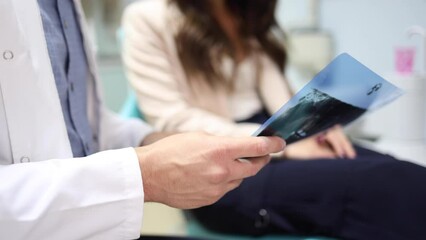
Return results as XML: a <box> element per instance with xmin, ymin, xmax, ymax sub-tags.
<box><xmin>261</xmin><ymin>137</ymin><xmax>286</xmax><ymax>151</ymax></box>
<box><xmin>276</xmin><ymin>137</ymin><xmax>286</xmax><ymax>150</ymax></box>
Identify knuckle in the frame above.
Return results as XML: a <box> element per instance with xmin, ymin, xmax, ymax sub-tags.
<box><xmin>254</xmin><ymin>140</ymin><xmax>268</xmax><ymax>155</ymax></box>
<box><xmin>209</xmin><ymin>167</ymin><xmax>230</xmax><ymax>184</ymax></box>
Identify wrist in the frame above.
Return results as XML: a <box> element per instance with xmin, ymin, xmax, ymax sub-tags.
<box><xmin>135</xmin><ymin>146</ymin><xmax>155</xmax><ymax>202</ymax></box>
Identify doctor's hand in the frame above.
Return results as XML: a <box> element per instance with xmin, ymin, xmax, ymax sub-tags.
<box><xmin>283</xmin><ymin>125</ymin><xmax>356</xmax><ymax>160</ymax></box>
<box><xmin>135</xmin><ymin>132</ymin><xmax>285</xmax><ymax>209</ymax></box>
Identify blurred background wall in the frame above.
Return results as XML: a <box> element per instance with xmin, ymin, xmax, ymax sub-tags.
<box><xmin>318</xmin><ymin>0</ymin><xmax>426</xmax><ymax>76</ymax></box>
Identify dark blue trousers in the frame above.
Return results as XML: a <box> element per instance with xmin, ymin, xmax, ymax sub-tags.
<box><xmin>189</xmin><ymin>146</ymin><xmax>426</xmax><ymax>240</ymax></box>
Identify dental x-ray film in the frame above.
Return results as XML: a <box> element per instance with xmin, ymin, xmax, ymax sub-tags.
<box><xmin>253</xmin><ymin>53</ymin><xmax>403</xmax><ymax>144</ymax></box>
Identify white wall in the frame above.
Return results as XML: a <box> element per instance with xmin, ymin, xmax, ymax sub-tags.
<box><xmin>318</xmin><ymin>0</ymin><xmax>426</xmax><ymax>76</ymax></box>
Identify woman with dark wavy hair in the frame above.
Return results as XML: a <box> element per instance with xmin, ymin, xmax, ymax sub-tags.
<box><xmin>172</xmin><ymin>0</ymin><xmax>286</xmax><ymax>86</ymax></box>
<box><xmin>123</xmin><ymin>0</ymin><xmax>426</xmax><ymax>239</ymax></box>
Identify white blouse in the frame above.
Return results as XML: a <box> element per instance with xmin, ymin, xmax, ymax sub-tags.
<box><xmin>222</xmin><ymin>55</ymin><xmax>264</xmax><ymax>122</ymax></box>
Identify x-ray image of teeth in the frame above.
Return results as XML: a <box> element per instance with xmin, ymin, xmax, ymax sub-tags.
<box><xmin>257</xmin><ymin>88</ymin><xmax>366</xmax><ymax>144</ymax></box>
<box><xmin>253</xmin><ymin>53</ymin><xmax>403</xmax><ymax>144</ymax></box>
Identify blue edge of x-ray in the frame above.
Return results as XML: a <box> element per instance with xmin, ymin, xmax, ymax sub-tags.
<box><xmin>254</xmin><ymin>53</ymin><xmax>403</xmax><ymax>144</ymax></box>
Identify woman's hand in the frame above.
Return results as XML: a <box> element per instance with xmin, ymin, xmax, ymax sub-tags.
<box><xmin>283</xmin><ymin>125</ymin><xmax>356</xmax><ymax>160</ymax></box>
<box><xmin>318</xmin><ymin>125</ymin><xmax>356</xmax><ymax>159</ymax></box>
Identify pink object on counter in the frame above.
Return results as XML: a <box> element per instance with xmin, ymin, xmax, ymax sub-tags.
<box><xmin>395</xmin><ymin>47</ymin><xmax>415</xmax><ymax>74</ymax></box>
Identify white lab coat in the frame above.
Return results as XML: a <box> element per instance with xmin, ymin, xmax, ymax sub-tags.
<box><xmin>0</xmin><ymin>0</ymin><xmax>153</xmax><ymax>239</ymax></box>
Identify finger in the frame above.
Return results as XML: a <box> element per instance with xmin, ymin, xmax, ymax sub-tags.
<box><xmin>335</xmin><ymin>130</ymin><xmax>356</xmax><ymax>159</ymax></box>
<box><xmin>315</xmin><ymin>148</ymin><xmax>338</xmax><ymax>159</ymax></box>
<box><xmin>316</xmin><ymin>131</ymin><xmax>327</xmax><ymax>144</ymax></box>
<box><xmin>225</xmin><ymin>179</ymin><xmax>243</xmax><ymax>192</ymax></box>
<box><xmin>309</xmin><ymin>140</ymin><xmax>338</xmax><ymax>159</ymax></box>
<box><xmin>330</xmin><ymin>125</ymin><xmax>356</xmax><ymax>159</ymax></box>
<box><xmin>207</xmin><ymin>180</ymin><xmax>244</xmax><ymax>207</ymax></box>
<box><xmin>325</xmin><ymin>132</ymin><xmax>345</xmax><ymax>158</ymax></box>
<box><xmin>228</xmin><ymin>155</ymin><xmax>271</xmax><ymax>180</ymax></box>
<box><xmin>223</xmin><ymin>136</ymin><xmax>286</xmax><ymax>159</ymax></box>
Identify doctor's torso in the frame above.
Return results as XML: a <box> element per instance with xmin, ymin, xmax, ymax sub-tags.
<box><xmin>0</xmin><ymin>0</ymin><xmax>96</xmax><ymax>164</ymax></box>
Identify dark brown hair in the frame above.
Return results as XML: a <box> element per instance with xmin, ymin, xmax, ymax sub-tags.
<box><xmin>169</xmin><ymin>0</ymin><xmax>287</xmax><ymax>89</ymax></box>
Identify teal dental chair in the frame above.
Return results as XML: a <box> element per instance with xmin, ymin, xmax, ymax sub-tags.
<box><xmin>120</xmin><ymin>91</ymin><xmax>144</xmax><ymax>120</ymax></box>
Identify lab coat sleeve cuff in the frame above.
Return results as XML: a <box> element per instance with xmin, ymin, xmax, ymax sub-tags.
<box><xmin>120</xmin><ymin>147</ymin><xmax>144</xmax><ymax>239</ymax></box>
